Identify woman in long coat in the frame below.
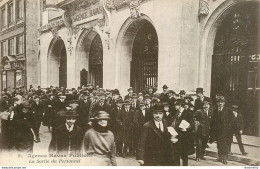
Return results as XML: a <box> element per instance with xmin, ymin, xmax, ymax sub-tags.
<box><xmin>82</xmin><ymin>111</ymin><xmax>117</xmax><ymax>166</ymax></box>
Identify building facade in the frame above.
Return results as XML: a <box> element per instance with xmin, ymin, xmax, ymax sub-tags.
<box><xmin>0</xmin><ymin>0</ymin><xmax>40</xmax><ymax>93</ymax></box>
<box><xmin>0</xmin><ymin>0</ymin><xmax>255</xmax><ymax>135</ymax></box>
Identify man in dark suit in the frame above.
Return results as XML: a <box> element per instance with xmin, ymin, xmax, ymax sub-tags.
<box><xmin>116</xmin><ymin>100</ymin><xmax>135</xmax><ymax>157</ymax></box>
<box><xmin>124</xmin><ymin>87</ymin><xmax>134</xmax><ymax>101</ymax></box>
<box><xmin>31</xmin><ymin>95</ymin><xmax>44</xmax><ymax>142</ymax></box>
<box><xmin>229</xmin><ymin>105</ymin><xmax>248</xmax><ymax>156</ymax></box>
<box><xmin>194</xmin><ymin>88</ymin><xmax>211</xmax><ymax>112</ymax></box>
<box><xmin>162</xmin><ymin>102</ymin><xmax>174</xmax><ymax>126</ymax></box>
<box><xmin>136</xmin><ymin>104</ymin><xmax>172</xmax><ymax>166</ymax></box>
<box><xmin>210</xmin><ymin>95</ymin><xmax>233</xmax><ymax>165</ymax></box>
<box><xmin>171</xmin><ymin>100</ymin><xmax>195</xmax><ymax>166</ymax></box>
<box><xmin>160</xmin><ymin>85</ymin><xmax>169</xmax><ymax>102</ymax></box>
<box><xmin>194</xmin><ymin>100</ymin><xmax>213</xmax><ymax>161</ymax></box>
<box><xmin>49</xmin><ymin>110</ymin><xmax>83</xmax><ymax>155</ymax></box>
<box><xmin>77</xmin><ymin>94</ymin><xmax>91</xmax><ymax>130</ymax></box>
<box><xmin>91</xmin><ymin>94</ymin><xmax>111</xmax><ymax>118</ymax></box>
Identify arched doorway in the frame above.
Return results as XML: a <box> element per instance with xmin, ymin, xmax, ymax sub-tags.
<box><xmin>211</xmin><ymin>2</ymin><xmax>259</xmax><ymax>135</ymax></box>
<box><xmin>76</xmin><ymin>31</ymin><xmax>103</xmax><ymax>88</ymax></box>
<box><xmin>48</xmin><ymin>37</ymin><xmax>67</xmax><ymax>88</ymax></box>
<box><xmin>89</xmin><ymin>34</ymin><xmax>103</xmax><ymax>87</ymax></box>
<box><xmin>116</xmin><ymin>16</ymin><xmax>158</xmax><ymax>93</ymax></box>
<box><xmin>131</xmin><ymin>22</ymin><xmax>158</xmax><ymax>92</ymax></box>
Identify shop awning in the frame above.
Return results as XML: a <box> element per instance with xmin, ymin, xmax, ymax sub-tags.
<box><xmin>1</xmin><ymin>55</ymin><xmax>17</xmax><ymax>65</ymax></box>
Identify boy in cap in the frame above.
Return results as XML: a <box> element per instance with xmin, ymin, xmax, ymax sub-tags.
<box><xmin>49</xmin><ymin>110</ymin><xmax>83</xmax><ymax>154</ymax></box>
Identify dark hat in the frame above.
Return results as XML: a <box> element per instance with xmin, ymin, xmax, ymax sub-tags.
<box><xmin>203</xmin><ymin>100</ymin><xmax>211</xmax><ymax>105</ymax></box>
<box><xmin>162</xmin><ymin>102</ymin><xmax>169</xmax><ymax>107</ymax></box>
<box><xmin>175</xmin><ymin>99</ymin><xmax>185</xmax><ymax>106</ymax></box>
<box><xmin>22</xmin><ymin>101</ymin><xmax>31</xmax><ymax>108</ymax></box>
<box><xmin>124</xmin><ymin>100</ymin><xmax>132</xmax><ymax>105</ymax></box>
<box><xmin>93</xmin><ymin>111</ymin><xmax>110</xmax><ymax>120</ymax></box>
<box><xmin>216</xmin><ymin>95</ymin><xmax>225</xmax><ymax>102</ymax></box>
<box><xmin>127</xmin><ymin>87</ymin><xmax>133</xmax><ymax>92</ymax></box>
<box><xmin>230</xmin><ymin>105</ymin><xmax>239</xmax><ymax>112</ymax></box>
<box><xmin>139</xmin><ymin>101</ymin><xmax>146</xmax><ymax>106</ymax></box>
<box><xmin>132</xmin><ymin>93</ymin><xmax>138</xmax><ymax>98</ymax></box>
<box><xmin>65</xmin><ymin>110</ymin><xmax>78</xmax><ymax>117</ymax></box>
<box><xmin>58</xmin><ymin>92</ymin><xmax>65</xmax><ymax>97</ymax></box>
<box><xmin>2</xmin><ymin>95</ymin><xmax>8</xmax><ymax>99</ymax></box>
<box><xmin>116</xmin><ymin>98</ymin><xmax>124</xmax><ymax>103</ymax></box>
<box><xmin>162</xmin><ymin>84</ymin><xmax>168</xmax><ymax>89</ymax></box>
<box><xmin>152</xmin><ymin>92</ymin><xmax>160</xmax><ymax>98</ymax></box>
<box><xmin>184</xmin><ymin>95</ymin><xmax>194</xmax><ymax>101</ymax></box>
<box><xmin>196</xmin><ymin>87</ymin><xmax>204</xmax><ymax>94</ymax></box>
<box><xmin>113</xmin><ymin>89</ymin><xmax>120</xmax><ymax>95</ymax></box>
<box><xmin>153</xmin><ymin>103</ymin><xmax>164</xmax><ymax>113</ymax></box>
<box><xmin>145</xmin><ymin>94</ymin><xmax>152</xmax><ymax>100</ymax></box>
<box><xmin>179</xmin><ymin>90</ymin><xmax>186</xmax><ymax>95</ymax></box>
<box><xmin>167</xmin><ymin>90</ymin><xmax>176</xmax><ymax>94</ymax></box>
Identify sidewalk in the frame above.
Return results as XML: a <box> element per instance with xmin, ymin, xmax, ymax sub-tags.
<box><xmin>205</xmin><ymin>135</ymin><xmax>260</xmax><ymax>166</ymax></box>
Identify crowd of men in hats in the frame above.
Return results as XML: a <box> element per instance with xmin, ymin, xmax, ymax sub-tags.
<box><xmin>0</xmin><ymin>84</ymin><xmax>247</xmax><ymax>166</ymax></box>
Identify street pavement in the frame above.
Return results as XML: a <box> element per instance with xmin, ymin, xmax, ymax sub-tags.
<box><xmin>33</xmin><ymin>125</ymin><xmax>246</xmax><ymax>166</ymax></box>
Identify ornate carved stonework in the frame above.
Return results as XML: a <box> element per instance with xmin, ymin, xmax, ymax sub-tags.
<box><xmin>130</xmin><ymin>0</ymin><xmax>141</xmax><ymax>18</ymax></box>
<box><xmin>106</xmin><ymin>0</ymin><xmax>147</xmax><ymax>10</ymax></box>
<box><xmin>51</xmin><ymin>26</ymin><xmax>59</xmax><ymax>38</ymax></box>
<box><xmin>198</xmin><ymin>0</ymin><xmax>209</xmax><ymax>17</ymax></box>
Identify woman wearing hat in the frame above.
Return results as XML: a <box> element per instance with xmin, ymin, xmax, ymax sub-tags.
<box><xmin>82</xmin><ymin>111</ymin><xmax>117</xmax><ymax>166</ymax></box>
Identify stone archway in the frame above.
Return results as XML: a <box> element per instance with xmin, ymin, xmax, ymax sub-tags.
<box><xmin>47</xmin><ymin>37</ymin><xmax>67</xmax><ymax>88</ymax></box>
<box><xmin>200</xmin><ymin>0</ymin><xmax>260</xmax><ymax>135</ymax></box>
<box><xmin>115</xmin><ymin>15</ymin><xmax>158</xmax><ymax>93</ymax></box>
<box><xmin>75</xmin><ymin>30</ymin><xmax>103</xmax><ymax>87</ymax></box>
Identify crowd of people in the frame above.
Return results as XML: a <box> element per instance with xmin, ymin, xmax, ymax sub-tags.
<box><xmin>0</xmin><ymin>84</ymin><xmax>247</xmax><ymax>166</ymax></box>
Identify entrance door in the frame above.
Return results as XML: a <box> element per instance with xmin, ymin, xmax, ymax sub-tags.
<box><xmin>131</xmin><ymin>22</ymin><xmax>158</xmax><ymax>92</ymax></box>
<box><xmin>59</xmin><ymin>45</ymin><xmax>67</xmax><ymax>88</ymax></box>
<box><xmin>89</xmin><ymin>35</ymin><xmax>103</xmax><ymax>87</ymax></box>
<box><xmin>211</xmin><ymin>2</ymin><xmax>259</xmax><ymax>135</ymax></box>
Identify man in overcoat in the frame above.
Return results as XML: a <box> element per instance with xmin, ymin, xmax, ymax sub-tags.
<box><xmin>210</xmin><ymin>95</ymin><xmax>233</xmax><ymax>165</ymax></box>
<box><xmin>116</xmin><ymin>100</ymin><xmax>135</xmax><ymax>157</ymax></box>
<box><xmin>194</xmin><ymin>88</ymin><xmax>211</xmax><ymax>112</ymax></box>
<box><xmin>136</xmin><ymin>104</ymin><xmax>172</xmax><ymax>166</ymax></box>
<box><xmin>194</xmin><ymin>100</ymin><xmax>213</xmax><ymax>161</ymax></box>
<box><xmin>49</xmin><ymin>110</ymin><xmax>83</xmax><ymax>154</ymax></box>
<box><xmin>31</xmin><ymin>95</ymin><xmax>44</xmax><ymax>142</ymax></box>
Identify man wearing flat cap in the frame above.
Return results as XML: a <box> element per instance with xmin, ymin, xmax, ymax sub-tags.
<box><xmin>194</xmin><ymin>87</ymin><xmax>211</xmax><ymax>112</ymax></box>
<box><xmin>194</xmin><ymin>100</ymin><xmax>213</xmax><ymax>161</ymax></box>
<box><xmin>49</xmin><ymin>110</ymin><xmax>83</xmax><ymax>155</ymax></box>
<box><xmin>210</xmin><ymin>95</ymin><xmax>233</xmax><ymax>165</ymax></box>
<box><xmin>136</xmin><ymin>103</ymin><xmax>172</xmax><ymax>166</ymax></box>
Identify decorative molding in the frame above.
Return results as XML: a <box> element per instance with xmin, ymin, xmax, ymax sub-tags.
<box><xmin>130</xmin><ymin>0</ymin><xmax>141</xmax><ymax>18</ymax></box>
<box><xmin>0</xmin><ymin>22</ymin><xmax>24</xmax><ymax>36</ymax></box>
<box><xmin>38</xmin><ymin>19</ymin><xmax>64</xmax><ymax>34</ymax></box>
<box><xmin>198</xmin><ymin>0</ymin><xmax>209</xmax><ymax>18</ymax></box>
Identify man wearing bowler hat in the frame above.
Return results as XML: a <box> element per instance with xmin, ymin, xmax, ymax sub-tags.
<box><xmin>210</xmin><ymin>95</ymin><xmax>233</xmax><ymax>165</ymax></box>
<box><xmin>49</xmin><ymin>110</ymin><xmax>83</xmax><ymax>154</ymax></box>
<box><xmin>229</xmin><ymin>104</ymin><xmax>248</xmax><ymax>156</ymax></box>
<box><xmin>194</xmin><ymin>88</ymin><xmax>211</xmax><ymax>112</ymax></box>
<box><xmin>136</xmin><ymin>103</ymin><xmax>172</xmax><ymax>166</ymax></box>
